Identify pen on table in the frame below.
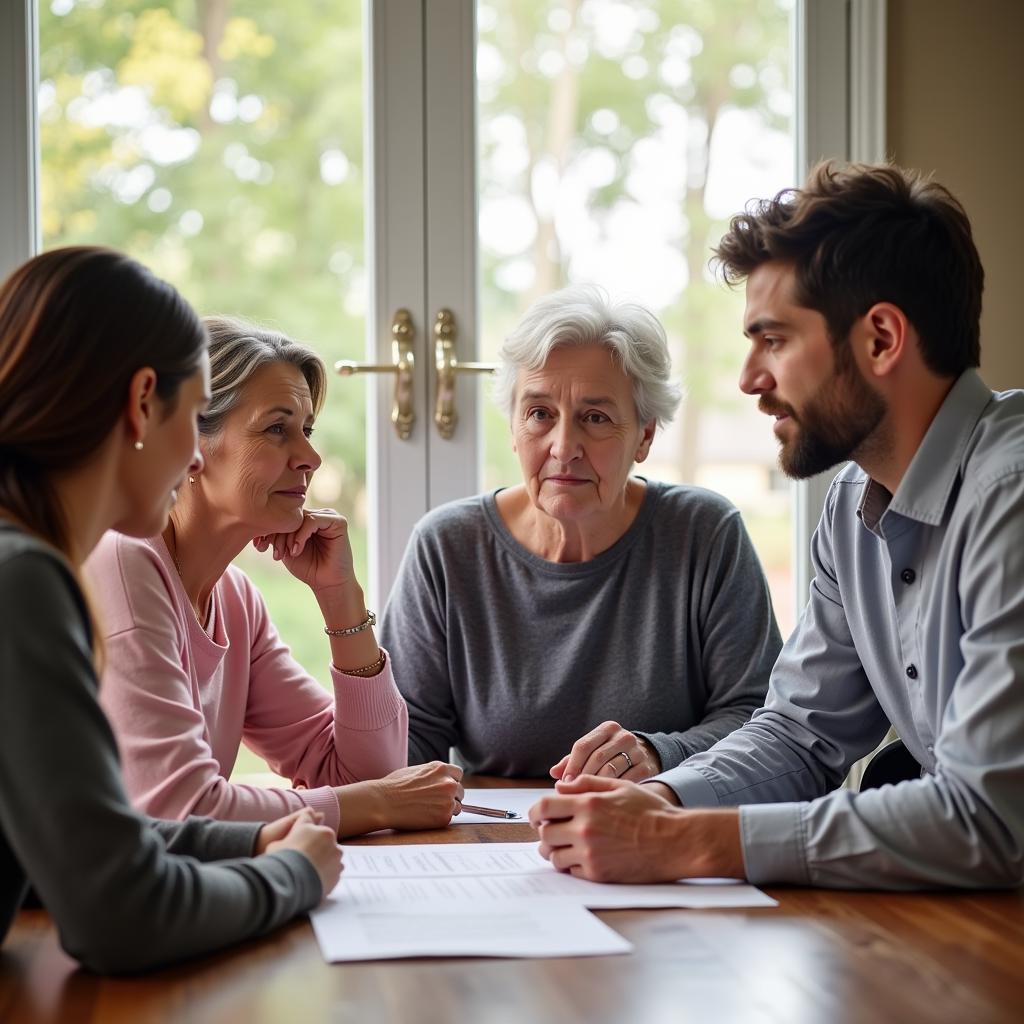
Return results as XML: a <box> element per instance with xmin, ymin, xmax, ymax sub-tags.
<box><xmin>458</xmin><ymin>803</ymin><xmax>520</xmax><ymax>819</ymax></box>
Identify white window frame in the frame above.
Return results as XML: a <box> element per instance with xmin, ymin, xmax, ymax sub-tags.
<box><xmin>793</xmin><ymin>0</ymin><xmax>887</xmax><ymax>606</ymax></box>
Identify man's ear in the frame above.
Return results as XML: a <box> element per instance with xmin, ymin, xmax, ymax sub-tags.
<box><xmin>125</xmin><ymin>367</ymin><xmax>158</xmax><ymax>447</ymax></box>
<box><xmin>857</xmin><ymin>302</ymin><xmax>909</xmax><ymax>379</ymax></box>
<box><xmin>634</xmin><ymin>420</ymin><xmax>657</xmax><ymax>463</ymax></box>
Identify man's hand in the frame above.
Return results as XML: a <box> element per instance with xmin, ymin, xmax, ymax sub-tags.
<box><xmin>529</xmin><ymin>775</ymin><xmax>745</xmax><ymax>883</ymax></box>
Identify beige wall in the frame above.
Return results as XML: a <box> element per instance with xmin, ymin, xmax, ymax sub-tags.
<box><xmin>887</xmin><ymin>0</ymin><xmax>1024</xmax><ymax>389</ymax></box>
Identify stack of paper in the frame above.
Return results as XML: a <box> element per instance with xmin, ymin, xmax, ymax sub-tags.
<box><xmin>310</xmin><ymin>842</ymin><xmax>777</xmax><ymax>962</ymax></box>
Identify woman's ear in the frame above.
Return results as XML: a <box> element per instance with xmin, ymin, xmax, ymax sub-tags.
<box><xmin>634</xmin><ymin>420</ymin><xmax>657</xmax><ymax>463</ymax></box>
<box><xmin>125</xmin><ymin>367</ymin><xmax>158</xmax><ymax>447</ymax></box>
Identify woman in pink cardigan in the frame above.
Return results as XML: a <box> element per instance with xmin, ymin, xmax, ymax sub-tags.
<box><xmin>87</xmin><ymin>316</ymin><xmax>463</xmax><ymax>838</ymax></box>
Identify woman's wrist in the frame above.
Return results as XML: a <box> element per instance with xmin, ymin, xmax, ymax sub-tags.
<box><xmin>315</xmin><ymin>583</ymin><xmax>368</xmax><ymax>630</ymax></box>
<box><xmin>334</xmin><ymin>780</ymin><xmax>386</xmax><ymax>838</ymax></box>
<box><xmin>318</xmin><ymin>582</ymin><xmax>382</xmax><ymax>676</ymax></box>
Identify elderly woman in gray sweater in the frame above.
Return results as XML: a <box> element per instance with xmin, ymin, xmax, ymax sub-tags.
<box><xmin>381</xmin><ymin>285</ymin><xmax>782</xmax><ymax>781</ymax></box>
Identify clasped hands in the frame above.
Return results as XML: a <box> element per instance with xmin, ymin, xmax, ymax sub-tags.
<box><xmin>535</xmin><ymin>720</ymin><xmax>747</xmax><ymax>883</ymax></box>
<box><xmin>256</xmin><ymin>807</ymin><xmax>343</xmax><ymax>897</ymax></box>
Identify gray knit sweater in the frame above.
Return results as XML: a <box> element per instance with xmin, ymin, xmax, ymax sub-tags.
<box><xmin>0</xmin><ymin>523</ymin><xmax>321</xmax><ymax>974</ymax></box>
<box><xmin>381</xmin><ymin>479</ymin><xmax>782</xmax><ymax>777</ymax></box>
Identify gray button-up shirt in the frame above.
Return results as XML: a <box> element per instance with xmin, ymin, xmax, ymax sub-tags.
<box><xmin>658</xmin><ymin>370</ymin><xmax>1024</xmax><ymax>889</ymax></box>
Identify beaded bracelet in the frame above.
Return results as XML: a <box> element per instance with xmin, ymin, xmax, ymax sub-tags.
<box><xmin>342</xmin><ymin>650</ymin><xmax>387</xmax><ymax>677</ymax></box>
<box><xmin>324</xmin><ymin>610</ymin><xmax>376</xmax><ymax>637</ymax></box>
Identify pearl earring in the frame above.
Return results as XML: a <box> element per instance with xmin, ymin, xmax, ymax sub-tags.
<box><xmin>134</xmin><ymin>441</ymin><xmax>144</xmax><ymax>451</ymax></box>
<box><xmin>189</xmin><ymin>476</ymin><xmax>196</xmax><ymax>485</ymax></box>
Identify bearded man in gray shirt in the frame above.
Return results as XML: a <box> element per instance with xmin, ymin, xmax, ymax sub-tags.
<box><xmin>530</xmin><ymin>161</ymin><xmax>1024</xmax><ymax>891</ymax></box>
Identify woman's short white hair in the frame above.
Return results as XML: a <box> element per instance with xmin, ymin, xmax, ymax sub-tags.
<box><xmin>493</xmin><ymin>285</ymin><xmax>682</xmax><ymax>428</ymax></box>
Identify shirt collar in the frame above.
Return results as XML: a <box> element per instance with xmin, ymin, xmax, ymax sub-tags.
<box><xmin>858</xmin><ymin>369</ymin><xmax>993</xmax><ymax>531</ymax></box>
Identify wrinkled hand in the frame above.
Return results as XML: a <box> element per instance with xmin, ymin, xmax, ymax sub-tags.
<box><xmin>549</xmin><ymin>720</ymin><xmax>661</xmax><ymax>783</ymax></box>
<box><xmin>377</xmin><ymin>762</ymin><xmax>465</xmax><ymax>831</ymax></box>
<box><xmin>259</xmin><ymin>808</ymin><xmax>343</xmax><ymax>896</ymax></box>
<box><xmin>529</xmin><ymin>775</ymin><xmax>744</xmax><ymax>883</ymax></box>
<box><xmin>254</xmin><ymin>508</ymin><xmax>357</xmax><ymax>593</ymax></box>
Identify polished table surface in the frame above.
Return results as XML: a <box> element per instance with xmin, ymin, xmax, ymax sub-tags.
<box><xmin>3</xmin><ymin>781</ymin><xmax>1023</xmax><ymax>1024</ymax></box>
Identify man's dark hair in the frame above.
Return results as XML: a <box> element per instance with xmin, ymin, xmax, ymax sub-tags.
<box><xmin>713</xmin><ymin>161</ymin><xmax>984</xmax><ymax>377</ymax></box>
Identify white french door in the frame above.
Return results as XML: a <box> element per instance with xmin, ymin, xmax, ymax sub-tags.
<box><xmin>358</xmin><ymin>0</ymin><xmax>484</xmax><ymax>604</ymax></box>
<box><xmin>363</xmin><ymin>0</ymin><xmax>885</xmax><ymax>628</ymax></box>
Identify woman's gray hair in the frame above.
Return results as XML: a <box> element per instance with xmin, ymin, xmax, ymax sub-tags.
<box><xmin>200</xmin><ymin>315</ymin><xmax>327</xmax><ymax>440</ymax></box>
<box><xmin>493</xmin><ymin>285</ymin><xmax>682</xmax><ymax>428</ymax></box>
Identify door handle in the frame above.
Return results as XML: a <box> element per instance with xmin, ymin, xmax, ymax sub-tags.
<box><xmin>335</xmin><ymin>309</ymin><xmax>416</xmax><ymax>440</ymax></box>
<box><xmin>433</xmin><ymin>308</ymin><xmax>497</xmax><ymax>439</ymax></box>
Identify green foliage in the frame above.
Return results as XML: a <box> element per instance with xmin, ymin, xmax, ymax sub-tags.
<box><xmin>40</xmin><ymin>0</ymin><xmax>371</xmax><ymax>597</ymax></box>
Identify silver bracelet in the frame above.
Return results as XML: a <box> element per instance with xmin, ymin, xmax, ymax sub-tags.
<box><xmin>324</xmin><ymin>610</ymin><xmax>376</xmax><ymax>637</ymax></box>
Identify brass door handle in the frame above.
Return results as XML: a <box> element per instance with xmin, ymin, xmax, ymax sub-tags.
<box><xmin>336</xmin><ymin>309</ymin><xmax>416</xmax><ymax>440</ymax></box>
<box><xmin>433</xmin><ymin>308</ymin><xmax>496</xmax><ymax>439</ymax></box>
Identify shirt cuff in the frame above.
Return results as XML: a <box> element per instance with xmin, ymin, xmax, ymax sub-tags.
<box><xmin>633</xmin><ymin>731</ymin><xmax>684</xmax><ymax>771</ymax></box>
<box><xmin>299</xmin><ymin>785</ymin><xmax>341</xmax><ymax>834</ymax></box>
<box><xmin>211</xmin><ymin>820</ymin><xmax>264</xmax><ymax>859</ymax></box>
<box><xmin>739</xmin><ymin>802</ymin><xmax>810</xmax><ymax>885</ymax></box>
<box><xmin>329</xmin><ymin>648</ymin><xmax>406</xmax><ymax>730</ymax></box>
<box><xmin>647</xmin><ymin>765</ymin><xmax>721</xmax><ymax>807</ymax></box>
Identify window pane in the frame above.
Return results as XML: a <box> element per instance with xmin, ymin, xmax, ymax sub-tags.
<box><xmin>39</xmin><ymin>1</ymin><xmax>367</xmax><ymax>694</ymax></box>
<box><xmin>478</xmin><ymin>0</ymin><xmax>796</xmax><ymax>636</ymax></box>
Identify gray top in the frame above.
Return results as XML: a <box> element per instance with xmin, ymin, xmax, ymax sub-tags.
<box><xmin>381</xmin><ymin>479</ymin><xmax>781</xmax><ymax>777</ymax></box>
<box><xmin>0</xmin><ymin>523</ymin><xmax>322</xmax><ymax>974</ymax></box>
<box><xmin>660</xmin><ymin>371</ymin><xmax>1024</xmax><ymax>890</ymax></box>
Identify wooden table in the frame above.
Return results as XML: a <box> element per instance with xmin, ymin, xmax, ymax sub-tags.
<box><xmin>3</xmin><ymin>788</ymin><xmax>1023</xmax><ymax>1024</ymax></box>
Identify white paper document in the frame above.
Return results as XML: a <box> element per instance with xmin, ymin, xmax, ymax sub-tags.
<box><xmin>451</xmin><ymin>788</ymin><xmax>552</xmax><ymax>824</ymax></box>
<box><xmin>339</xmin><ymin>842</ymin><xmax>549</xmax><ymax>878</ymax></box>
<box><xmin>335</xmin><ymin>842</ymin><xmax>778</xmax><ymax>910</ymax></box>
<box><xmin>311</xmin><ymin>842</ymin><xmax>776</xmax><ymax>963</ymax></box>
<box><xmin>311</xmin><ymin>898</ymin><xmax>632</xmax><ymax>962</ymax></box>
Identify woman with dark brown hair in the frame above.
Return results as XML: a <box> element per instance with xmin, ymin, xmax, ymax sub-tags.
<box><xmin>0</xmin><ymin>247</ymin><xmax>341</xmax><ymax>974</ymax></box>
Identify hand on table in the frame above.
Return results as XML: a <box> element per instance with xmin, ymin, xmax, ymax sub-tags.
<box><xmin>335</xmin><ymin>762</ymin><xmax>465</xmax><ymax>836</ymax></box>
<box><xmin>257</xmin><ymin>808</ymin><xmax>343</xmax><ymax>896</ymax></box>
<box><xmin>550</xmin><ymin>720</ymin><xmax>661</xmax><ymax>783</ymax></box>
<box><xmin>377</xmin><ymin>762</ymin><xmax>465</xmax><ymax>829</ymax></box>
<box><xmin>529</xmin><ymin>775</ymin><xmax>745</xmax><ymax>883</ymax></box>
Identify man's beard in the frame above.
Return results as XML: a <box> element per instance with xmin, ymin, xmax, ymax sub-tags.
<box><xmin>761</xmin><ymin>350</ymin><xmax>887</xmax><ymax>480</ymax></box>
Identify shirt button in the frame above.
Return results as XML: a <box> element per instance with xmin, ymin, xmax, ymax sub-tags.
<box><xmin>906</xmin><ymin>664</ymin><xmax>918</xmax><ymax>679</ymax></box>
<box><xmin>901</xmin><ymin>568</ymin><xmax>916</xmax><ymax>584</ymax></box>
